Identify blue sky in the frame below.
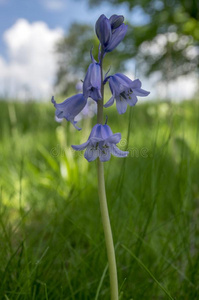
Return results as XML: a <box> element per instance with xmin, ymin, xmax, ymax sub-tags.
<box><xmin>0</xmin><ymin>0</ymin><xmax>197</xmax><ymax>100</ymax></box>
<box><xmin>0</xmin><ymin>0</ymin><xmax>154</xmax><ymax>100</ymax></box>
<box><xmin>0</xmin><ymin>0</ymin><xmax>92</xmax><ymax>57</ymax></box>
<box><xmin>0</xmin><ymin>0</ymin><xmax>148</xmax><ymax>58</ymax></box>
<box><xmin>0</xmin><ymin>0</ymin><xmax>147</xmax><ymax>98</ymax></box>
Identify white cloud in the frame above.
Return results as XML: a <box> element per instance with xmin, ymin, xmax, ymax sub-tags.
<box><xmin>42</xmin><ymin>0</ymin><xmax>66</xmax><ymax>11</ymax></box>
<box><xmin>0</xmin><ymin>19</ymin><xmax>64</xmax><ymax>99</ymax></box>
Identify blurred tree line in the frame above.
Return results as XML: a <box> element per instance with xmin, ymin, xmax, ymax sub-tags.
<box><xmin>56</xmin><ymin>0</ymin><xmax>199</xmax><ymax>95</ymax></box>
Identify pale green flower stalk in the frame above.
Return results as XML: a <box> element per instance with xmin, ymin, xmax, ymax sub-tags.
<box><xmin>97</xmin><ymin>51</ymin><xmax>118</xmax><ymax>300</ymax></box>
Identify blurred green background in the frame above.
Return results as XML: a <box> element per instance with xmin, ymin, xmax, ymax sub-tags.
<box><xmin>0</xmin><ymin>99</ymin><xmax>199</xmax><ymax>299</ymax></box>
<box><xmin>0</xmin><ymin>0</ymin><xmax>199</xmax><ymax>299</ymax></box>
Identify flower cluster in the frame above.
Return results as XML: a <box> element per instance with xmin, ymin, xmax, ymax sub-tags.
<box><xmin>52</xmin><ymin>14</ymin><xmax>150</xmax><ymax>162</ymax></box>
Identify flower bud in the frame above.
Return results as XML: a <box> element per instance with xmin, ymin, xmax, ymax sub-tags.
<box><xmin>95</xmin><ymin>14</ymin><xmax>112</xmax><ymax>47</ymax></box>
<box><xmin>109</xmin><ymin>14</ymin><xmax>124</xmax><ymax>29</ymax></box>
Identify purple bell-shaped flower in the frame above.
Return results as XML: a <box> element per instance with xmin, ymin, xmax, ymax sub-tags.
<box><xmin>104</xmin><ymin>73</ymin><xmax>150</xmax><ymax>114</ymax></box>
<box><xmin>95</xmin><ymin>14</ymin><xmax>128</xmax><ymax>53</ymax></box>
<box><xmin>72</xmin><ymin>124</ymin><xmax>129</xmax><ymax>162</ymax></box>
<box><xmin>83</xmin><ymin>52</ymin><xmax>102</xmax><ymax>102</ymax></box>
<box><xmin>95</xmin><ymin>14</ymin><xmax>112</xmax><ymax>49</ymax></box>
<box><xmin>51</xmin><ymin>94</ymin><xmax>87</xmax><ymax>130</ymax></box>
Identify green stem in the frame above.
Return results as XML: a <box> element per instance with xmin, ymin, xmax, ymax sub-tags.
<box><xmin>97</xmin><ymin>50</ymin><xmax>118</xmax><ymax>300</ymax></box>
<box><xmin>97</xmin><ymin>161</ymin><xmax>119</xmax><ymax>300</ymax></box>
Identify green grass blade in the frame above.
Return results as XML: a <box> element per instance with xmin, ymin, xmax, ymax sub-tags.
<box><xmin>122</xmin><ymin>244</ymin><xmax>175</xmax><ymax>300</ymax></box>
<box><xmin>94</xmin><ymin>264</ymin><xmax>108</xmax><ymax>300</ymax></box>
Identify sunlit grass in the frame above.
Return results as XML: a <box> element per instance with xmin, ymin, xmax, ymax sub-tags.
<box><xmin>0</xmin><ymin>99</ymin><xmax>199</xmax><ymax>299</ymax></box>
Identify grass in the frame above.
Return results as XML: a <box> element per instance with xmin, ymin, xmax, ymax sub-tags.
<box><xmin>0</xmin><ymin>98</ymin><xmax>199</xmax><ymax>299</ymax></box>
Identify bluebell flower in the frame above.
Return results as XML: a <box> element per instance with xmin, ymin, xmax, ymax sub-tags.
<box><xmin>95</xmin><ymin>14</ymin><xmax>128</xmax><ymax>53</ymax></box>
<box><xmin>95</xmin><ymin>15</ymin><xmax>112</xmax><ymax>49</ymax></box>
<box><xmin>72</xmin><ymin>124</ymin><xmax>129</xmax><ymax>162</ymax></box>
<box><xmin>51</xmin><ymin>94</ymin><xmax>87</xmax><ymax>130</ymax></box>
<box><xmin>83</xmin><ymin>54</ymin><xmax>102</xmax><ymax>102</ymax></box>
<box><xmin>104</xmin><ymin>73</ymin><xmax>150</xmax><ymax>114</ymax></box>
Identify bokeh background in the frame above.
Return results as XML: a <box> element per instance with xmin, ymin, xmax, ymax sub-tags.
<box><xmin>0</xmin><ymin>0</ymin><xmax>199</xmax><ymax>299</ymax></box>
<box><xmin>0</xmin><ymin>0</ymin><xmax>198</xmax><ymax>100</ymax></box>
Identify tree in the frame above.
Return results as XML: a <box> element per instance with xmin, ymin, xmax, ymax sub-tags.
<box><xmin>88</xmin><ymin>0</ymin><xmax>199</xmax><ymax>80</ymax></box>
<box><xmin>56</xmin><ymin>1</ymin><xmax>199</xmax><ymax>94</ymax></box>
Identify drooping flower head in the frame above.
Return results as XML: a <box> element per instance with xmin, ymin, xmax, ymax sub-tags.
<box><xmin>72</xmin><ymin>124</ymin><xmax>128</xmax><ymax>162</ymax></box>
<box><xmin>95</xmin><ymin>15</ymin><xmax>111</xmax><ymax>50</ymax></box>
<box><xmin>83</xmin><ymin>50</ymin><xmax>102</xmax><ymax>102</ymax></box>
<box><xmin>104</xmin><ymin>73</ymin><xmax>150</xmax><ymax>114</ymax></box>
<box><xmin>51</xmin><ymin>94</ymin><xmax>87</xmax><ymax>130</ymax></box>
<box><xmin>95</xmin><ymin>14</ymin><xmax>128</xmax><ymax>53</ymax></box>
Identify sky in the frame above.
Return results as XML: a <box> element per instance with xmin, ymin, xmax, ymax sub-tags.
<box><xmin>0</xmin><ymin>0</ymin><xmax>197</xmax><ymax>100</ymax></box>
<box><xmin>0</xmin><ymin>0</ymin><xmax>141</xmax><ymax>99</ymax></box>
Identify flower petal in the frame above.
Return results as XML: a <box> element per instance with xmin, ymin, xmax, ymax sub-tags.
<box><xmin>130</xmin><ymin>79</ymin><xmax>150</xmax><ymax>97</ymax></box>
<box><xmin>109</xmin><ymin>76</ymin><xmax>122</xmax><ymax>95</ymax></box>
<box><xmin>89</xmin><ymin>124</ymin><xmax>103</xmax><ymax>139</ymax></box>
<box><xmin>71</xmin><ymin>140</ymin><xmax>90</xmax><ymax>151</ymax></box>
<box><xmin>109</xmin><ymin>15</ymin><xmax>124</xmax><ymax>29</ymax></box>
<box><xmin>114</xmin><ymin>73</ymin><xmax>134</xmax><ymax>88</ymax></box>
<box><xmin>83</xmin><ymin>64</ymin><xmax>100</xmax><ymax>89</ymax></box>
<box><xmin>116</xmin><ymin>98</ymin><xmax>128</xmax><ymax>114</ymax></box>
<box><xmin>89</xmin><ymin>137</ymin><xmax>103</xmax><ymax>145</ymax></box>
<box><xmin>126</xmin><ymin>93</ymin><xmax>138</xmax><ymax>106</ymax></box>
<box><xmin>130</xmin><ymin>79</ymin><xmax>142</xmax><ymax>89</ymax></box>
<box><xmin>105</xmin><ymin>23</ymin><xmax>128</xmax><ymax>52</ymax></box>
<box><xmin>90</xmin><ymin>64</ymin><xmax>101</xmax><ymax>88</ymax></box>
<box><xmin>95</xmin><ymin>14</ymin><xmax>112</xmax><ymax>46</ymax></box>
<box><xmin>100</xmin><ymin>124</ymin><xmax>113</xmax><ymax>139</ymax></box>
<box><xmin>99</xmin><ymin>148</ymin><xmax>111</xmax><ymax>162</ymax></box>
<box><xmin>84</xmin><ymin>147</ymin><xmax>99</xmax><ymax>162</ymax></box>
<box><xmin>111</xmin><ymin>144</ymin><xmax>129</xmax><ymax>158</ymax></box>
<box><xmin>104</xmin><ymin>95</ymin><xmax>115</xmax><ymax>108</ymax></box>
<box><xmin>89</xmin><ymin>87</ymin><xmax>102</xmax><ymax>102</ymax></box>
<box><xmin>71</xmin><ymin>120</ymin><xmax>82</xmax><ymax>131</ymax></box>
<box><xmin>105</xmin><ymin>133</ymin><xmax>121</xmax><ymax>144</ymax></box>
<box><xmin>133</xmin><ymin>88</ymin><xmax>150</xmax><ymax>97</ymax></box>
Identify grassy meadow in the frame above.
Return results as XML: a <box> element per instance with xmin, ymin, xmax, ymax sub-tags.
<box><xmin>0</xmin><ymin>98</ymin><xmax>199</xmax><ymax>299</ymax></box>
